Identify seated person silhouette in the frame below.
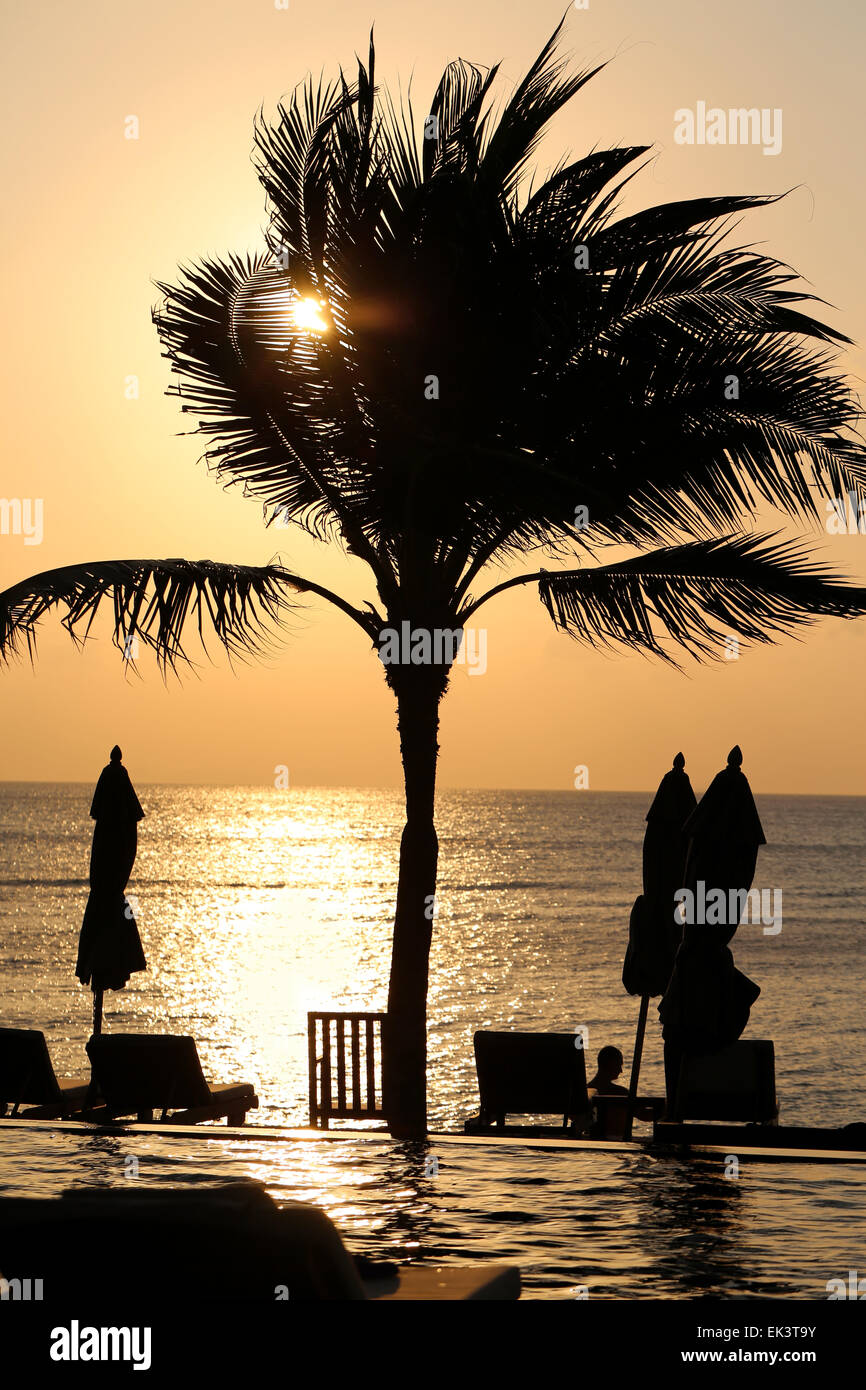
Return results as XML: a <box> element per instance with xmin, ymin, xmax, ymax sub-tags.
<box><xmin>569</xmin><ymin>1045</ymin><xmax>656</xmax><ymax>1134</ymax></box>
<box><xmin>586</xmin><ymin>1046</ymin><xmax>629</xmax><ymax>1138</ymax></box>
<box><xmin>588</xmin><ymin>1045</ymin><xmax>628</xmax><ymax>1096</ymax></box>
<box><xmin>568</xmin><ymin>1045</ymin><xmax>627</xmax><ymax>1135</ymax></box>
<box><xmin>582</xmin><ymin>1045</ymin><xmax>660</xmax><ymax>1136</ymax></box>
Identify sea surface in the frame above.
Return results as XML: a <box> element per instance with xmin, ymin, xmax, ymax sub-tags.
<box><xmin>0</xmin><ymin>783</ymin><xmax>864</xmax><ymax>1299</ymax></box>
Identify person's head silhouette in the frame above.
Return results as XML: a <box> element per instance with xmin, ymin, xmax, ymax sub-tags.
<box><xmin>596</xmin><ymin>1045</ymin><xmax>624</xmax><ymax>1085</ymax></box>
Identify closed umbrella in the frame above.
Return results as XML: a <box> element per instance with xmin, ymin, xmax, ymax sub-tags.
<box><xmin>658</xmin><ymin>745</ymin><xmax>764</xmax><ymax>1113</ymax></box>
<box><xmin>680</xmin><ymin>743</ymin><xmax>767</xmax><ymax>944</ymax></box>
<box><xmin>622</xmin><ymin>753</ymin><xmax>696</xmax><ymax>1135</ymax></box>
<box><xmin>76</xmin><ymin>745</ymin><xmax>146</xmax><ymax>1035</ymax></box>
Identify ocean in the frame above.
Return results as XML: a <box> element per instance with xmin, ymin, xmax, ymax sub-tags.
<box><xmin>0</xmin><ymin>783</ymin><xmax>864</xmax><ymax>1298</ymax></box>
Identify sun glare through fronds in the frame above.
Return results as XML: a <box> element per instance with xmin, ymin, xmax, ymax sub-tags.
<box><xmin>291</xmin><ymin>296</ymin><xmax>328</xmax><ymax>334</ymax></box>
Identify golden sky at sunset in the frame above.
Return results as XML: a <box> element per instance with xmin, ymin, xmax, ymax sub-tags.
<box><xmin>1</xmin><ymin>0</ymin><xmax>864</xmax><ymax>793</ymax></box>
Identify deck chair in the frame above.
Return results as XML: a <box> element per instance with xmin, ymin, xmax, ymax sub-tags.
<box><xmin>0</xmin><ymin>1028</ymin><xmax>96</xmax><ymax>1120</ymax></box>
<box><xmin>470</xmin><ymin>1031</ymin><xmax>589</xmax><ymax>1131</ymax></box>
<box><xmin>86</xmin><ymin>1033</ymin><xmax>258</xmax><ymax>1125</ymax></box>
<box><xmin>668</xmin><ymin>1040</ymin><xmax>778</xmax><ymax>1125</ymax></box>
<box><xmin>0</xmin><ymin>1182</ymin><xmax>520</xmax><ymax>1301</ymax></box>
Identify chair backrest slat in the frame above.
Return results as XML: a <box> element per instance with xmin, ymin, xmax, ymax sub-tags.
<box><xmin>308</xmin><ymin>1018</ymin><xmax>319</xmax><ymax>1127</ymax></box>
<box><xmin>321</xmin><ymin>1021</ymin><xmax>333</xmax><ymax>1120</ymax></box>
<box><xmin>365</xmin><ymin>1018</ymin><xmax>376</xmax><ymax>1113</ymax></box>
<box><xmin>336</xmin><ymin>1017</ymin><xmax>346</xmax><ymax>1112</ymax></box>
<box><xmin>351</xmin><ymin>1020</ymin><xmax>361</xmax><ymax>1113</ymax></box>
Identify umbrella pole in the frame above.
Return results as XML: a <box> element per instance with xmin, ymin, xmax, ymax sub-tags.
<box><xmin>624</xmin><ymin>993</ymin><xmax>649</xmax><ymax>1140</ymax></box>
<box><xmin>92</xmin><ymin>988</ymin><xmax>104</xmax><ymax>1037</ymax></box>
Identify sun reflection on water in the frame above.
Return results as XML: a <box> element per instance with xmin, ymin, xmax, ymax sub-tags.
<box><xmin>2</xmin><ymin>785</ymin><xmax>865</xmax><ymax>1295</ymax></box>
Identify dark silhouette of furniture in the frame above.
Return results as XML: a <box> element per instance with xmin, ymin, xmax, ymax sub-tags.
<box><xmin>591</xmin><ymin>1092</ymin><xmax>665</xmax><ymax>1139</ymax></box>
<box><xmin>308</xmin><ymin>1011</ymin><xmax>386</xmax><ymax>1128</ymax></box>
<box><xmin>469</xmin><ymin>1031</ymin><xmax>590</xmax><ymax>1130</ymax></box>
<box><xmin>0</xmin><ymin>1028</ymin><xmax>96</xmax><ymax>1120</ymax></box>
<box><xmin>86</xmin><ymin>1033</ymin><xmax>258</xmax><ymax>1125</ymax></box>
<box><xmin>657</xmin><ymin>1039</ymin><xmax>778</xmax><ymax>1142</ymax></box>
<box><xmin>0</xmin><ymin>1181</ymin><xmax>520</xmax><ymax>1300</ymax></box>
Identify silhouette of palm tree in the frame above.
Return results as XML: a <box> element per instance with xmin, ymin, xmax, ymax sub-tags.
<box><xmin>3</xmin><ymin>21</ymin><xmax>866</xmax><ymax>1135</ymax></box>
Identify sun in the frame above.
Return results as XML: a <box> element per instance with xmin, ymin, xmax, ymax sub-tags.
<box><xmin>291</xmin><ymin>296</ymin><xmax>329</xmax><ymax>334</ymax></box>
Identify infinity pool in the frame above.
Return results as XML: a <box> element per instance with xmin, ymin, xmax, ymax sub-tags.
<box><xmin>1</xmin><ymin>1124</ymin><xmax>862</xmax><ymax>1300</ymax></box>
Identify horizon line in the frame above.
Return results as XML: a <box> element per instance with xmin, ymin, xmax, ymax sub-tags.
<box><xmin>0</xmin><ymin>779</ymin><xmax>863</xmax><ymax>799</ymax></box>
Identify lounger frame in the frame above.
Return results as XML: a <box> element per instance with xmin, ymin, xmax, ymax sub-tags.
<box><xmin>87</xmin><ymin>1033</ymin><xmax>258</xmax><ymax>1125</ymax></box>
<box><xmin>472</xmin><ymin>1031</ymin><xmax>590</xmax><ymax>1130</ymax></box>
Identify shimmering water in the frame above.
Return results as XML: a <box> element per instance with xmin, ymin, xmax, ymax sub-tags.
<box><xmin>0</xmin><ymin>784</ymin><xmax>864</xmax><ymax>1297</ymax></box>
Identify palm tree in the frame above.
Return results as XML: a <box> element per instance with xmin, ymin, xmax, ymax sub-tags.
<box><xmin>3</xmin><ymin>20</ymin><xmax>866</xmax><ymax>1137</ymax></box>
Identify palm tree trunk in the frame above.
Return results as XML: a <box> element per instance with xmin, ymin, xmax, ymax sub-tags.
<box><xmin>384</xmin><ymin>675</ymin><xmax>441</xmax><ymax>1138</ymax></box>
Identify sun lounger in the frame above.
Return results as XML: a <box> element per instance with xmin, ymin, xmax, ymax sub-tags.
<box><xmin>86</xmin><ymin>1033</ymin><xmax>258</xmax><ymax>1125</ymax></box>
<box><xmin>0</xmin><ymin>1027</ymin><xmax>97</xmax><ymax>1120</ymax></box>
<box><xmin>659</xmin><ymin>1039</ymin><xmax>778</xmax><ymax>1134</ymax></box>
<box><xmin>0</xmin><ymin>1181</ymin><xmax>520</xmax><ymax>1301</ymax></box>
<box><xmin>467</xmin><ymin>1031</ymin><xmax>590</xmax><ymax>1131</ymax></box>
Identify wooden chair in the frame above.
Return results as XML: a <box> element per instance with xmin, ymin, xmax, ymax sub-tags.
<box><xmin>308</xmin><ymin>1012</ymin><xmax>386</xmax><ymax>1129</ymax></box>
<box><xmin>86</xmin><ymin>1034</ymin><xmax>258</xmax><ymax>1125</ymax></box>
<box><xmin>0</xmin><ymin>1028</ymin><xmax>96</xmax><ymax>1120</ymax></box>
<box><xmin>470</xmin><ymin>1031</ymin><xmax>590</xmax><ymax>1131</ymax></box>
<box><xmin>0</xmin><ymin>1182</ymin><xmax>521</xmax><ymax>1301</ymax></box>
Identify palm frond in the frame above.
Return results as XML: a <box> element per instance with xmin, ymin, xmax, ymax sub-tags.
<box><xmin>0</xmin><ymin>559</ymin><xmax>307</xmax><ymax>673</ymax></box>
<box><xmin>518</xmin><ymin>146</ymin><xmax>650</xmax><ymax>245</ymax></box>
<box><xmin>478</xmin><ymin>17</ymin><xmax>604</xmax><ymax>200</ymax></box>
<box><xmin>150</xmin><ymin>22</ymin><xmax>866</xmax><ymax>644</ymax></box>
<box><xmin>423</xmin><ymin>58</ymin><xmax>500</xmax><ymax>182</ymax></box>
<box><xmin>532</xmin><ymin>536</ymin><xmax>866</xmax><ymax>663</ymax></box>
<box><xmin>252</xmin><ymin>72</ymin><xmax>345</xmax><ymax>283</ymax></box>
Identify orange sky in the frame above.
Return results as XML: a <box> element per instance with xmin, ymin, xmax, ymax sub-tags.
<box><xmin>1</xmin><ymin>0</ymin><xmax>864</xmax><ymax>793</ymax></box>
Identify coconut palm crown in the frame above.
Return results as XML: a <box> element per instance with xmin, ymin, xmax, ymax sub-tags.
<box><xmin>3</xmin><ymin>19</ymin><xmax>866</xmax><ymax>1134</ymax></box>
